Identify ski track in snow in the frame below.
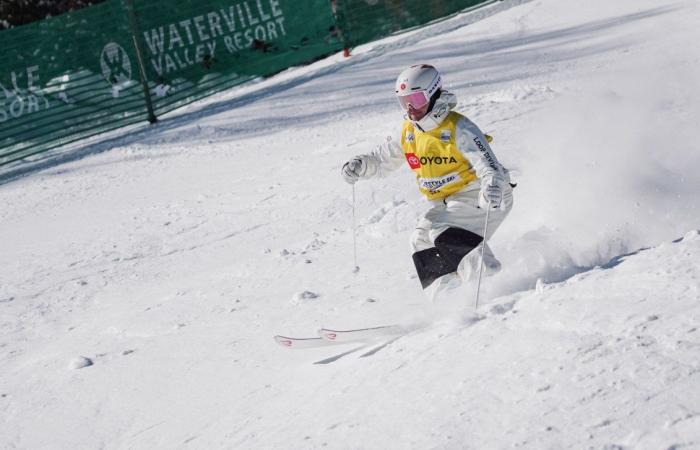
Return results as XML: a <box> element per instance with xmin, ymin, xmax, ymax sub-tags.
<box><xmin>1</xmin><ymin>0</ymin><xmax>700</xmax><ymax>448</ymax></box>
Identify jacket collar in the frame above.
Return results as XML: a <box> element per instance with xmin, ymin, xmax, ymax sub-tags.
<box><xmin>407</xmin><ymin>91</ymin><xmax>457</xmax><ymax>132</ymax></box>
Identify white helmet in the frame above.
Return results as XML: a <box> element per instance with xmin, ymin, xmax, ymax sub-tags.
<box><xmin>395</xmin><ymin>64</ymin><xmax>442</xmax><ymax>110</ymax></box>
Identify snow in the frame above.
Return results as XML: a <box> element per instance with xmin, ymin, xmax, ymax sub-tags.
<box><xmin>1</xmin><ymin>0</ymin><xmax>700</xmax><ymax>448</ymax></box>
<box><xmin>68</xmin><ymin>356</ymin><xmax>94</xmax><ymax>370</ymax></box>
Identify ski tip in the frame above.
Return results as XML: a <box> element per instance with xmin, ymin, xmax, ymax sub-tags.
<box><xmin>318</xmin><ymin>329</ymin><xmax>338</xmax><ymax>341</ymax></box>
<box><xmin>273</xmin><ymin>335</ymin><xmax>295</xmax><ymax>348</ymax></box>
<box><xmin>273</xmin><ymin>334</ymin><xmax>332</xmax><ymax>349</ymax></box>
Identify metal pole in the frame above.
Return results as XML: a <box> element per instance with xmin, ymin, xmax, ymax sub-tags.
<box><xmin>331</xmin><ymin>0</ymin><xmax>351</xmax><ymax>57</ymax></box>
<box><xmin>352</xmin><ymin>184</ymin><xmax>359</xmax><ymax>273</ymax></box>
<box><xmin>474</xmin><ymin>204</ymin><xmax>491</xmax><ymax>310</ymax></box>
<box><xmin>124</xmin><ymin>0</ymin><xmax>157</xmax><ymax>124</ymax></box>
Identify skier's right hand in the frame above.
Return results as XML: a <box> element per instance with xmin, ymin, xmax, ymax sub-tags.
<box><xmin>341</xmin><ymin>158</ymin><xmax>366</xmax><ymax>184</ymax></box>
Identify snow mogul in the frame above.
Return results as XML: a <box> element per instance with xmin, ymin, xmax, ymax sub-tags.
<box><xmin>341</xmin><ymin>64</ymin><xmax>514</xmax><ymax>301</ymax></box>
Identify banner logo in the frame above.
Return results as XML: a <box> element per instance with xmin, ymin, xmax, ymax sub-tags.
<box><xmin>100</xmin><ymin>43</ymin><xmax>132</xmax><ymax>85</ymax></box>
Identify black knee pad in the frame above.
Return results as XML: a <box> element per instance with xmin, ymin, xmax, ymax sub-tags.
<box><xmin>434</xmin><ymin>227</ymin><xmax>483</xmax><ymax>269</ymax></box>
<box><xmin>411</xmin><ymin>227</ymin><xmax>483</xmax><ymax>289</ymax></box>
<box><xmin>412</xmin><ymin>248</ymin><xmax>455</xmax><ymax>289</ymax></box>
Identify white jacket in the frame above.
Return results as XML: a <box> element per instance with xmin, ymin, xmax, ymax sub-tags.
<box><xmin>357</xmin><ymin>91</ymin><xmax>510</xmax><ymax>194</ymax></box>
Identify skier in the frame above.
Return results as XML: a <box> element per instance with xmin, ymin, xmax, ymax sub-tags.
<box><xmin>341</xmin><ymin>64</ymin><xmax>514</xmax><ymax>301</ymax></box>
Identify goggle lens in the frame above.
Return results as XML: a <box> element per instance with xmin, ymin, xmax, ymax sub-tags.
<box><xmin>397</xmin><ymin>91</ymin><xmax>429</xmax><ymax>110</ymax></box>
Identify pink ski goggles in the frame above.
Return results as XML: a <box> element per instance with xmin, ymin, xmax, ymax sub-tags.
<box><xmin>397</xmin><ymin>90</ymin><xmax>430</xmax><ymax>110</ymax></box>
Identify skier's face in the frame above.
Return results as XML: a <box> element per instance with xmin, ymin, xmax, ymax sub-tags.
<box><xmin>407</xmin><ymin>102</ymin><xmax>430</xmax><ymax>121</ymax></box>
<box><xmin>397</xmin><ymin>90</ymin><xmax>431</xmax><ymax>121</ymax></box>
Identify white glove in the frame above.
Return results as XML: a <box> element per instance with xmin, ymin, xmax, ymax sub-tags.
<box><xmin>479</xmin><ymin>177</ymin><xmax>505</xmax><ymax>210</ymax></box>
<box><xmin>341</xmin><ymin>158</ymin><xmax>366</xmax><ymax>184</ymax></box>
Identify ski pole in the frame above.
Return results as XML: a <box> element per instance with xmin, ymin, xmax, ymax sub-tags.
<box><xmin>474</xmin><ymin>203</ymin><xmax>491</xmax><ymax>309</ymax></box>
<box><xmin>352</xmin><ymin>184</ymin><xmax>360</xmax><ymax>273</ymax></box>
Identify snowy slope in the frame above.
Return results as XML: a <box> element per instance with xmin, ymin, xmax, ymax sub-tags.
<box><xmin>1</xmin><ymin>0</ymin><xmax>699</xmax><ymax>448</ymax></box>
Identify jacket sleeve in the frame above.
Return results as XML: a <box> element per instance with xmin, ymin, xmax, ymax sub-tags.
<box><xmin>356</xmin><ymin>134</ymin><xmax>406</xmax><ymax>179</ymax></box>
<box><xmin>455</xmin><ymin>116</ymin><xmax>510</xmax><ymax>187</ymax></box>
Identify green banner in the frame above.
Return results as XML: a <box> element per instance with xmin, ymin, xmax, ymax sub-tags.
<box><xmin>0</xmin><ymin>0</ymin><xmax>491</xmax><ymax>167</ymax></box>
<box><xmin>0</xmin><ymin>0</ymin><xmax>341</xmax><ymax>166</ymax></box>
<box><xmin>335</xmin><ymin>0</ymin><xmax>489</xmax><ymax>47</ymax></box>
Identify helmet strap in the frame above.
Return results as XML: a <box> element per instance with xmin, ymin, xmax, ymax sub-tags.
<box><xmin>426</xmin><ymin>88</ymin><xmax>442</xmax><ymax>114</ymax></box>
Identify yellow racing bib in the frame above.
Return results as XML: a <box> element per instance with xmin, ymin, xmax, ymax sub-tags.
<box><xmin>400</xmin><ymin>112</ymin><xmax>477</xmax><ymax>200</ymax></box>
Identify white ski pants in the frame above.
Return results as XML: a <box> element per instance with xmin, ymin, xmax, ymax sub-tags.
<box><xmin>410</xmin><ymin>185</ymin><xmax>513</xmax><ymax>295</ymax></box>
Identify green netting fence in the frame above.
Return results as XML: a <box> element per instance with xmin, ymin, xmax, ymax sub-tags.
<box><xmin>0</xmin><ymin>0</ymin><xmax>490</xmax><ymax>167</ymax></box>
<box><xmin>334</xmin><ymin>0</ymin><xmax>493</xmax><ymax>47</ymax></box>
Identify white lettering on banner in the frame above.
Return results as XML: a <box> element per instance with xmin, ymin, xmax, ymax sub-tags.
<box><xmin>223</xmin><ymin>17</ymin><xmax>285</xmax><ymax>53</ymax></box>
<box><xmin>219</xmin><ymin>8</ymin><xmax>238</xmax><ymax>31</ymax></box>
<box><xmin>180</xmin><ymin>19</ymin><xmax>195</xmax><ymax>44</ymax></box>
<box><xmin>0</xmin><ymin>66</ymin><xmax>51</xmax><ymax>123</ymax></box>
<box><xmin>208</xmin><ymin>12</ymin><xmax>224</xmax><ymax>38</ymax></box>
<box><xmin>142</xmin><ymin>0</ymin><xmax>288</xmax><ymax>77</ymax></box>
<box><xmin>0</xmin><ymin>93</ymin><xmax>51</xmax><ymax>122</ymax></box>
<box><xmin>26</xmin><ymin>66</ymin><xmax>40</xmax><ymax>90</ymax></box>
<box><xmin>168</xmin><ymin>24</ymin><xmax>185</xmax><ymax>50</ymax></box>
<box><xmin>193</xmin><ymin>15</ymin><xmax>210</xmax><ymax>41</ymax></box>
<box><xmin>236</xmin><ymin>4</ymin><xmax>246</xmax><ymax>27</ymax></box>
<box><xmin>269</xmin><ymin>0</ymin><xmax>283</xmax><ymax>16</ymax></box>
<box><xmin>152</xmin><ymin>42</ymin><xmax>217</xmax><ymax>75</ymax></box>
<box><xmin>243</xmin><ymin>2</ymin><xmax>259</xmax><ymax>25</ymax></box>
<box><xmin>256</xmin><ymin>0</ymin><xmax>271</xmax><ymax>20</ymax></box>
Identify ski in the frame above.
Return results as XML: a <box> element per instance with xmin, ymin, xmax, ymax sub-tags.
<box><xmin>318</xmin><ymin>324</ymin><xmax>405</xmax><ymax>343</ymax></box>
<box><xmin>273</xmin><ymin>335</ymin><xmax>344</xmax><ymax>349</ymax></box>
<box><xmin>274</xmin><ymin>324</ymin><xmax>404</xmax><ymax>349</ymax></box>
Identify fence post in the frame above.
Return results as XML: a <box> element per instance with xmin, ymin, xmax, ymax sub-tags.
<box><xmin>123</xmin><ymin>0</ymin><xmax>157</xmax><ymax>124</ymax></box>
<box><xmin>331</xmin><ymin>0</ymin><xmax>351</xmax><ymax>57</ymax></box>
